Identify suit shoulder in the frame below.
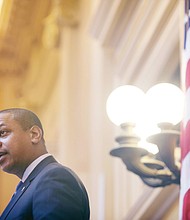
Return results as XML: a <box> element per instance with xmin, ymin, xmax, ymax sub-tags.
<box><xmin>42</xmin><ymin>162</ymin><xmax>78</xmax><ymax>178</ymax></box>
<box><xmin>38</xmin><ymin>162</ymin><xmax>84</xmax><ymax>188</ymax></box>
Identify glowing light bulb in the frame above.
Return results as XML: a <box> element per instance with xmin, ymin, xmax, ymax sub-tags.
<box><xmin>106</xmin><ymin>85</ymin><xmax>145</xmax><ymax>126</ymax></box>
<box><xmin>145</xmin><ymin>83</ymin><xmax>184</xmax><ymax>126</ymax></box>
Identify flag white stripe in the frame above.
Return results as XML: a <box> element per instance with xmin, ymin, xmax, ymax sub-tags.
<box><xmin>183</xmin><ymin>88</ymin><xmax>190</xmax><ymax>128</ymax></box>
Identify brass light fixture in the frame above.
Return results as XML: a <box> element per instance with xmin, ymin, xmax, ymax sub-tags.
<box><xmin>107</xmin><ymin>83</ymin><xmax>184</xmax><ymax>187</ymax></box>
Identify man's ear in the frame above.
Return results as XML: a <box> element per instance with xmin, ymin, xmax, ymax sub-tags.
<box><xmin>29</xmin><ymin>125</ymin><xmax>43</xmax><ymax>144</ymax></box>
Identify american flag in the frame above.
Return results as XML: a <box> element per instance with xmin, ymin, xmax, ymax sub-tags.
<box><xmin>180</xmin><ymin>0</ymin><xmax>190</xmax><ymax>219</ymax></box>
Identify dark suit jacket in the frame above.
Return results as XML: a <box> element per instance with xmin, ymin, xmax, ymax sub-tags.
<box><xmin>0</xmin><ymin>156</ymin><xmax>90</xmax><ymax>220</ymax></box>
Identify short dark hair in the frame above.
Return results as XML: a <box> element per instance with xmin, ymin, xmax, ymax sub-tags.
<box><xmin>0</xmin><ymin>108</ymin><xmax>44</xmax><ymax>136</ymax></box>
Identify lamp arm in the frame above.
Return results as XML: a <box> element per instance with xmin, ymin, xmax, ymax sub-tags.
<box><xmin>121</xmin><ymin>157</ymin><xmax>172</xmax><ymax>179</ymax></box>
<box><xmin>140</xmin><ymin>176</ymin><xmax>178</xmax><ymax>187</ymax></box>
<box><xmin>147</xmin><ymin>131</ymin><xmax>180</xmax><ymax>179</ymax></box>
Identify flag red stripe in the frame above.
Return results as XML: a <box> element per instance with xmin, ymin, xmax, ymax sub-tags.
<box><xmin>183</xmin><ymin>189</ymin><xmax>190</xmax><ymax>220</ymax></box>
<box><xmin>180</xmin><ymin>0</ymin><xmax>190</xmax><ymax>219</ymax></box>
<box><xmin>181</xmin><ymin>120</ymin><xmax>190</xmax><ymax>160</ymax></box>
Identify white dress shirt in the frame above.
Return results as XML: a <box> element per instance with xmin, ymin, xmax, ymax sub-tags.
<box><xmin>21</xmin><ymin>153</ymin><xmax>51</xmax><ymax>182</ymax></box>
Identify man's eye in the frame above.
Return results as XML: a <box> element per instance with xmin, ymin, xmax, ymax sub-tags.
<box><xmin>0</xmin><ymin>131</ymin><xmax>8</xmax><ymax>137</ymax></box>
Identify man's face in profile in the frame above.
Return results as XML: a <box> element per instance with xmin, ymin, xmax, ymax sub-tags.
<box><xmin>0</xmin><ymin>112</ymin><xmax>33</xmax><ymax>177</ymax></box>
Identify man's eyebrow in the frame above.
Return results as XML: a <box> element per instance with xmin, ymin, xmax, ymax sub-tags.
<box><xmin>0</xmin><ymin>123</ymin><xmax>6</xmax><ymax>127</ymax></box>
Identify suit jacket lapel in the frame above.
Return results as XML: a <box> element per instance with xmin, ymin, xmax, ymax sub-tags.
<box><xmin>0</xmin><ymin>156</ymin><xmax>57</xmax><ymax>220</ymax></box>
<box><xmin>25</xmin><ymin>155</ymin><xmax>57</xmax><ymax>183</ymax></box>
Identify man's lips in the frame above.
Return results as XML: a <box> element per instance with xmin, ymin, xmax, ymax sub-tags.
<box><xmin>0</xmin><ymin>152</ymin><xmax>7</xmax><ymax>159</ymax></box>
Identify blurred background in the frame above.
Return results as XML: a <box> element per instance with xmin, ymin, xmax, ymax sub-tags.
<box><xmin>0</xmin><ymin>0</ymin><xmax>183</xmax><ymax>219</ymax></box>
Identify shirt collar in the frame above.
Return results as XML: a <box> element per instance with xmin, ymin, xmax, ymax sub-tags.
<box><xmin>21</xmin><ymin>153</ymin><xmax>51</xmax><ymax>182</ymax></box>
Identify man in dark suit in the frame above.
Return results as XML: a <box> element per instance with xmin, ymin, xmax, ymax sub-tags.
<box><xmin>0</xmin><ymin>108</ymin><xmax>90</xmax><ymax>220</ymax></box>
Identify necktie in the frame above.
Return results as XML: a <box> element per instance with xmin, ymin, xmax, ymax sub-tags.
<box><xmin>14</xmin><ymin>181</ymin><xmax>24</xmax><ymax>195</ymax></box>
<box><xmin>11</xmin><ymin>181</ymin><xmax>24</xmax><ymax>199</ymax></box>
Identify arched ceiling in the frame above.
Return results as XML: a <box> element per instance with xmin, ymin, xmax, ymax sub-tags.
<box><xmin>0</xmin><ymin>0</ymin><xmax>51</xmax><ymax>76</ymax></box>
<box><xmin>0</xmin><ymin>0</ymin><xmax>182</xmax><ymax>108</ymax></box>
<box><xmin>0</xmin><ymin>0</ymin><xmax>78</xmax><ymax>109</ymax></box>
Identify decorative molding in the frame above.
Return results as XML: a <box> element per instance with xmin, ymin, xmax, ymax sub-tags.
<box><xmin>90</xmin><ymin>0</ymin><xmax>180</xmax><ymax>90</ymax></box>
<box><xmin>42</xmin><ymin>0</ymin><xmax>79</xmax><ymax>49</ymax></box>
